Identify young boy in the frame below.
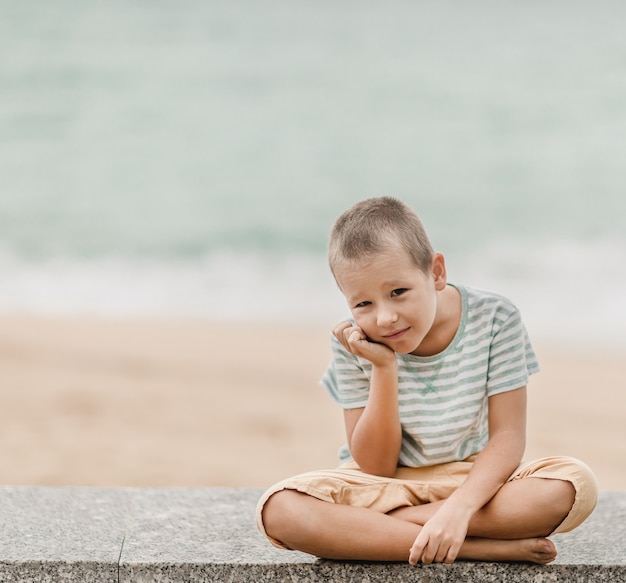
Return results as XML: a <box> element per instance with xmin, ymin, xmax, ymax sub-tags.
<box><xmin>256</xmin><ymin>196</ymin><xmax>597</xmax><ymax>565</ymax></box>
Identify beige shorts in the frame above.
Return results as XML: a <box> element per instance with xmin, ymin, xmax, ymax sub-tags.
<box><xmin>256</xmin><ymin>455</ymin><xmax>598</xmax><ymax>550</ymax></box>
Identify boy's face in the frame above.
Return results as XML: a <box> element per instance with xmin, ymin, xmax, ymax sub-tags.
<box><xmin>335</xmin><ymin>246</ymin><xmax>445</xmax><ymax>356</ymax></box>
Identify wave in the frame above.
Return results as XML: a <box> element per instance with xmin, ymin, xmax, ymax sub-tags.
<box><xmin>0</xmin><ymin>249</ymin><xmax>345</xmax><ymax>324</ymax></box>
<box><xmin>1</xmin><ymin>239</ymin><xmax>624</xmax><ymax>351</ymax></box>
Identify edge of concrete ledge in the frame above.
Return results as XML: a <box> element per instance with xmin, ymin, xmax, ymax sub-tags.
<box><xmin>0</xmin><ymin>487</ymin><xmax>623</xmax><ymax>582</ymax></box>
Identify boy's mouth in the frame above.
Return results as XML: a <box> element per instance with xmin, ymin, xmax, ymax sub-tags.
<box><xmin>382</xmin><ymin>327</ymin><xmax>410</xmax><ymax>340</ymax></box>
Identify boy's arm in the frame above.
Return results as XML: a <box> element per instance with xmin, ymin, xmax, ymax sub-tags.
<box><xmin>409</xmin><ymin>387</ymin><xmax>527</xmax><ymax>565</ymax></box>
<box><xmin>334</xmin><ymin>322</ymin><xmax>402</xmax><ymax>477</ymax></box>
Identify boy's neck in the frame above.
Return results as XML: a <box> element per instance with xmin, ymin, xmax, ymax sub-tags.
<box><xmin>410</xmin><ymin>285</ymin><xmax>462</xmax><ymax>357</ymax></box>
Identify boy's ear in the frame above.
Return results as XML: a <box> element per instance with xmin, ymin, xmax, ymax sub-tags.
<box><xmin>431</xmin><ymin>253</ymin><xmax>447</xmax><ymax>291</ymax></box>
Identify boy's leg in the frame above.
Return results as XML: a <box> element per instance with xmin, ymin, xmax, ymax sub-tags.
<box><xmin>389</xmin><ymin>477</ymin><xmax>575</xmax><ymax>539</ymax></box>
<box><xmin>262</xmin><ymin>489</ymin><xmax>557</xmax><ymax>564</ymax></box>
<box><xmin>390</xmin><ymin>455</ymin><xmax>597</xmax><ymax>539</ymax></box>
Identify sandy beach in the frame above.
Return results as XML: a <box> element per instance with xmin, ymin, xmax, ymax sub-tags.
<box><xmin>0</xmin><ymin>315</ymin><xmax>623</xmax><ymax>490</ymax></box>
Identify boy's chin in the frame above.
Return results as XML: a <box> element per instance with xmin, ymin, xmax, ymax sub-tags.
<box><xmin>379</xmin><ymin>340</ymin><xmax>418</xmax><ymax>355</ymax></box>
<box><xmin>391</xmin><ymin>338</ymin><xmax>424</xmax><ymax>355</ymax></box>
<box><xmin>396</xmin><ymin>346</ymin><xmax>420</xmax><ymax>355</ymax></box>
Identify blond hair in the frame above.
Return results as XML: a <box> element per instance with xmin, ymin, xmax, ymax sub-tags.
<box><xmin>328</xmin><ymin>197</ymin><xmax>434</xmax><ymax>276</ymax></box>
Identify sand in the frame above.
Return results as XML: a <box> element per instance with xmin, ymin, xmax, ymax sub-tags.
<box><xmin>0</xmin><ymin>315</ymin><xmax>623</xmax><ymax>490</ymax></box>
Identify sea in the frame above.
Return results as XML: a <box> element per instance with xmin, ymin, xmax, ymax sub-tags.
<box><xmin>1</xmin><ymin>1</ymin><xmax>625</xmax><ymax>349</ymax></box>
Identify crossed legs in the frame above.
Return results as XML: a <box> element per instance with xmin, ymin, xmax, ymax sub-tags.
<box><xmin>261</xmin><ymin>477</ymin><xmax>575</xmax><ymax>564</ymax></box>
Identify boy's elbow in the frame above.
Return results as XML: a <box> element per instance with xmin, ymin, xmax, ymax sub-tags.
<box><xmin>349</xmin><ymin>434</ymin><xmax>401</xmax><ymax>477</ymax></box>
<box><xmin>356</xmin><ymin>458</ymin><xmax>398</xmax><ymax>478</ymax></box>
<box><xmin>376</xmin><ymin>466</ymin><xmax>398</xmax><ymax>478</ymax></box>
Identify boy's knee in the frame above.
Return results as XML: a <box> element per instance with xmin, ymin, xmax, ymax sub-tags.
<box><xmin>548</xmin><ymin>478</ymin><xmax>576</xmax><ymax>520</ymax></box>
<box><xmin>552</xmin><ymin>457</ymin><xmax>599</xmax><ymax>534</ymax></box>
<box><xmin>528</xmin><ymin>456</ymin><xmax>598</xmax><ymax>534</ymax></box>
<box><xmin>515</xmin><ymin>455</ymin><xmax>598</xmax><ymax>533</ymax></box>
<box><xmin>261</xmin><ymin>489</ymin><xmax>306</xmax><ymax>545</ymax></box>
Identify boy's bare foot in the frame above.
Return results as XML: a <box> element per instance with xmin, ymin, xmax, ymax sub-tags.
<box><xmin>519</xmin><ymin>538</ymin><xmax>558</xmax><ymax>564</ymax></box>
<box><xmin>390</xmin><ymin>504</ymin><xmax>558</xmax><ymax>564</ymax></box>
<box><xmin>470</xmin><ymin>537</ymin><xmax>557</xmax><ymax>565</ymax></box>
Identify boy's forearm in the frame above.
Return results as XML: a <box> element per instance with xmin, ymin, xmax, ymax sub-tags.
<box><xmin>349</xmin><ymin>363</ymin><xmax>402</xmax><ymax>477</ymax></box>
<box><xmin>446</xmin><ymin>386</ymin><xmax>527</xmax><ymax>515</ymax></box>
<box><xmin>446</xmin><ymin>430</ymin><xmax>525</xmax><ymax>515</ymax></box>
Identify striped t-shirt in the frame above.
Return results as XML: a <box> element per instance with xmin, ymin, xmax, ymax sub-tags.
<box><xmin>321</xmin><ymin>284</ymin><xmax>540</xmax><ymax>467</ymax></box>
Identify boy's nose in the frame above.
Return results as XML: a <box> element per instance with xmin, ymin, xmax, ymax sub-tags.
<box><xmin>377</xmin><ymin>308</ymin><xmax>398</xmax><ymax>327</ymax></box>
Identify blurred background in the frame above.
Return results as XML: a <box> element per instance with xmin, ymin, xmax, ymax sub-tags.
<box><xmin>0</xmin><ymin>1</ymin><xmax>625</xmax><ymax>487</ymax></box>
<box><xmin>2</xmin><ymin>0</ymin><xmax>626</xmax><ymax>343</ymax></box>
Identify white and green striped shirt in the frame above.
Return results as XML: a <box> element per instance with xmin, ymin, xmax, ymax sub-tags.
<box><xmin>321</xmin><ymin>284</ymin><xmax>540</xmax><ymax>467</ymax></box>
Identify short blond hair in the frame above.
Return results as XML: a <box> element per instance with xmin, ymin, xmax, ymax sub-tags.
<box><xmin>328</xmin><ymin>196</ymin><xmax>434</xmax><ymax>276</ymax></box>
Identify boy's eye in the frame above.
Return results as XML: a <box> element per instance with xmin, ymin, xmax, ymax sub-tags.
<box><xmin>354</xmin><ymin>301</ymin><xmax>371</xmax><ymax>308</ymax></box>
<box><xmin>391</xmin><ymin>288</ymin><xmax>407</xmax><ymax>297</ymax></box>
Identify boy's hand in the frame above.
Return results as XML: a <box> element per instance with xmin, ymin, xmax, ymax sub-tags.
<box><xmin>333</xmin><ymin>321</ymin><xmax>396</xmax><ymax>367</ymax></box>
<box><xmin>408</xmin><ymin>500</ymin><xmax>473</xmax><ymax>565</ymax></box>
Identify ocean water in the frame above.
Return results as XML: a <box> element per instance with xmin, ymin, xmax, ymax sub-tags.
<box><xmin>1</xmin><ymin>1</ymin><xmax>626</xmax><ymax>348</ymax></box>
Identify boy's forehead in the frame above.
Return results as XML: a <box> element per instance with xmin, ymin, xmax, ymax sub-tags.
<box><xmin>334</xmin><ymin>242</ymin><xmax>407</xmax><ymax>268</ymax></box>
<box><xmin>335</xmin><ymin>248</ymin><xmax>422</xmax><ymax>291</ymax></box>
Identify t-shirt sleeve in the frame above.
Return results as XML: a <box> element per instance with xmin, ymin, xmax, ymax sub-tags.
<box><xmin>320</xmin><ymin>333</ymin><xmax>372</xmax><ymax>409</ymax></box>
<box><xmin>486</xmin><ymin>308</ymin><xmax>541</xmax><ymax>397</ymax></box>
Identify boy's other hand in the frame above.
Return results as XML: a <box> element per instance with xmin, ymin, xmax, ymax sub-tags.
<box><xmin>333</xmin><ymin>321</ymin><xmax>396</xmax><ymax>367</ymax></box>
<box><xmin>408</xmin><ymin>500</ymin><xmax>472</xmax><ymax>566</ymax></box>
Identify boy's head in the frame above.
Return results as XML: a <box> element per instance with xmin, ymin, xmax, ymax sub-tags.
<box><xmin>328</xmin><ymin>196</ymin><xmax>434</xmax><ymax>280</ymax></box>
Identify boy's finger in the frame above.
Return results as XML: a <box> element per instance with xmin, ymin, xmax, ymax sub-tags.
<box><xmin>420</xmin><ymin>541</ymin><xmax>439</xmax><ymax>564</ymax></box>
<box><xmin>434</xmin><ymin>544</ymin><xmax>450</xmax><ymax>564</ymax></box>
<box><xmin>347</xmin><ymin>328</ymin><xmax>366</xmax><ymax>344</ymax></box>
<box><xmin>332</xmin><ymin>321</ymin><xmax>352</xmax><ymax>338</ymax></box>
<box><xmin>444</xmin><ymin>542</ymin><xmax>462</xmax><ymax>564</ymax></box>
<box><xmin>408</xmin><ymin>534</ymin><xmax>428</xmax><ymax>566</ymax></box>
<box><xmin>408</xmin><ymin>546</ymin><xmax>422</xmax><ymax>566</ymax></box>
<box><xmin>332</xmin><ymin>322</ymin><xmax>357</xmax><ymax>350</ymax></box>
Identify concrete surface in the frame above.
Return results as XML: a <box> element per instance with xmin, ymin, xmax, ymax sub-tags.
<box><xmin>0</xmin><ymin>487</ymin><xmax>623</xmax><ymax>582</ymax></box>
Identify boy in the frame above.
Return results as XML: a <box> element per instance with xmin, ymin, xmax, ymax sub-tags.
<box><xmin>256</xmin><ymin>196</ymin><xmax>597</xmax><ymax>565</ymax></box>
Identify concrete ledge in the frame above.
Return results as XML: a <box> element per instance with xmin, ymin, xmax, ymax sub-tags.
<box><xmin>0</xmin><ymin>487</ymin><xmax>623</xmax><ymax>582</ymax></box>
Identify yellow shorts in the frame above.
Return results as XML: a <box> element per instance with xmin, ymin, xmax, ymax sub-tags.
<box><xmin>256</xmin><ymin>455</ymin><xmax>598</xmax><ymax>550</ymax></box>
